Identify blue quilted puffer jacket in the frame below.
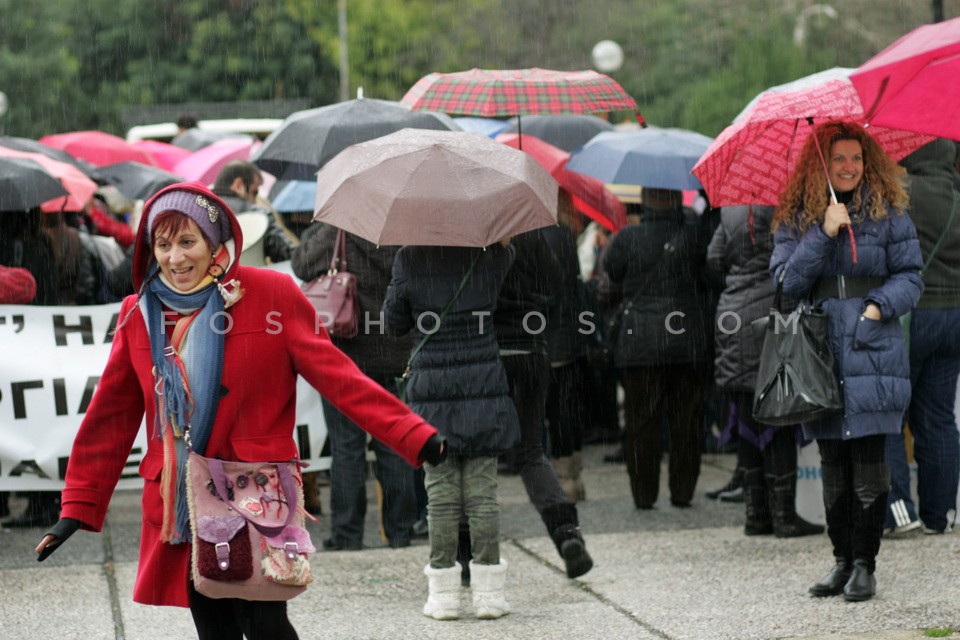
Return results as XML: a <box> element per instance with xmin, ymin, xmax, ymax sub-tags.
<box><xmin>770</xmin><ymin>190</ymin><xmax>923</xmax><ymax>440</ymax></box>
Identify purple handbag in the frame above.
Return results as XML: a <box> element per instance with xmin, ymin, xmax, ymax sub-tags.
<box><xmin>300</xmin><ymin>229</ymin><xmax>359</xmax><ymax>339</ymax></box>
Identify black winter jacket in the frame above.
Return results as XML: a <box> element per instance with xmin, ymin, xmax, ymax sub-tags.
<box><xmin>383</xmin><ymin>244</ymin><xmax>520</xmax><ymax>457</ymax></box>
<box><xmin>541</xmin><ymin>224</ymin><xmax>588</xmax><ymax>364</ymax></box>
<box><xmin>291</xmin><ymin>222</ymin><xmax>414</xmax><ymax>374</ymax></box>
<box><xmin>707</xmin><ymin>205</ymin><xmax>776</xmax><ymax>392</ymax></box>
<box><xmin>603</xmin><ymin>208</ymin><xmax>711</xmax><ymax>368</ymax></box>
<box><xmin>494</xmin><ymin>230</ymin><xmax>562</xmax><ymax>354</ymax></box>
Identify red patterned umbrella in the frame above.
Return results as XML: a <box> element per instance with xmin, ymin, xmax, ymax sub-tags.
<box><xmin>400</xmin><ymin>68</ymin><xmax>639</xmax><ymax>119</ymax></box>
<box><xmin>691</xmin><ymin>72</ymin><xmax>931</xmax><ymax>208</ymax></box>
<box><xmin>496</xmin><ymin>133</ymin><xmax>626</xmax><ymax>231</ymax></box>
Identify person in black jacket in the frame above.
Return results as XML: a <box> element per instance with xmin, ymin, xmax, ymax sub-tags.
<box><xmin>707</xmin><ymin>205</ymin><xmax>823</xmax><ymax>538</ymax></box>
<box><xmin>384</xmin><ymin>243</ymin><xmax>519</xmax><ymax>621</ymax></box>
<box><xmin>292</xmin><ymin>222</ymin><xmax>418</xmax><ymax>550</ymax></box>
<box><xmin>603</xmin><ymin>188</ymin><xmax>711</xmax><ymax>509</ymax></box>
<box><xmin>884</xmin><ymin>139</ymin><xmax>960</xmax><ymax>536</ymax></box>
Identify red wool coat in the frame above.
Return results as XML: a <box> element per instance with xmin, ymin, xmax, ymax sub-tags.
<box><xmin>59</xmin><ymin>184</ymin><xmax>437</xmax><ymax>607</ymax></box>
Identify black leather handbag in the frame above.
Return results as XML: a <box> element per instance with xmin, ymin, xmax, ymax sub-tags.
<box><xmin>751</xmin><ymin>270</ymin><xmax>843</xmax><ymax>426</ymax></box>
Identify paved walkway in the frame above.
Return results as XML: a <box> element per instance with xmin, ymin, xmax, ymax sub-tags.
<box><xmin>1</xmin><ymin>445</ymin><xmax>957</xmax><ymax>639</ymax></box>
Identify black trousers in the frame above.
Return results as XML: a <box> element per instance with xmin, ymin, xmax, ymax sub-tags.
<box><xmin>621</xmin><ymin>364</ymin><xmax>706</xmax><ymax>507</ymax></box>
<box><xmin>817</xmin><ymin>435</ymin><xmax>888</xmax><ymax>572</ymax></box>
<box><xmin>189</xmin><ymin>583</ymin><xmax>299</xmax><ymax>640</ymax></box>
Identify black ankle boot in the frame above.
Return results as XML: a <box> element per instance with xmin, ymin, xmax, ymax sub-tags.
<box><xmin>743</xmin><ymin>469</ymin><xmax>773</xmax><ymax>536</ymax></box>
<box><xmin>809</xmin><ymin>559</ymin><xmax>852</xmax><ymax>597</ymax></box>
<box><xmin>551</xmin><ymin>523</ymin><xmax>594</xmax><ymax>578</ymax></box>
<box><xmin>767</xmin><ymin>472</ymin><xmax>825</xmax><ymax>538</ymax></box>
<box><xmin>843</xmin><ymin>559</ymin><xmax>876</xmax><ymax>602</ymax></box>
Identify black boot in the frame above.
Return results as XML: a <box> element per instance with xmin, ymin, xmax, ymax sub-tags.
<box><xmin>809</xmin><ymin>558</ymin><xmax>852</xmax><ymax>597</ymax></box>
<box><xmin>5</xmin><ymin>492</ymin><xmax>60</xmax><ymax>529</ymax></box>
<box><xmin>842</xmin><ymin>559</ymin><xmax>876</xmax><ymax>602</ymax></box>
<box><xmin>743</xmin><ymin>468</ymin><xmax>773</xmax><ymax>536</ymax></box>
<box><xmin>457</xmin><ymin>524</ymin><xmax>472</xmax><ymax>587</ymax></box>
<box><xmin>706</xmin><ymin>467</ymin><xmax>744</xmax><ymax>502</ymax></box>
<box><xmin>767</xmin><ymin>472</ymin><xmax>825</xmax><ymax>538</ymax></box>
<box><xmin>543</xmin><ymin>503</ymin><xmax>594</xmax><ymax>578</ymax></box>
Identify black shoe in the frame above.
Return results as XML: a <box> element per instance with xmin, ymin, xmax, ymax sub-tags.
<box><xmin>773</xmin><ymin>515</ymin><xmax>824</xmax><ymax>539</ymax></box>
<box><xmin>842</xmin><ymin>560</ymin><xmax>876</xmax><ymax>602</ymax></box>
<box><xmin>603</xmin><ymin>446</ymin><xmax>625</xmax><ymax>464</ymax></box>
<box><xmin>322</xmin><ymin>537</ymin><xmax>362</xmax><ymax>551</ymax></box>
<box><xmin>809</xmin><ymin>560</ymin><xmax>852</xmax><ymax>597</ymax></box>
<box><xmin>411</xmin><ymin>517</ymin><xmax>429</xmax><ymax>539</ymax></box>
<box><xmin>706</xmin><ymin>468</ymin><xmax>744</xmax><ymax>501</ymax></box>
<box><xmin>552</xmin><ymin>524</ymin><xmax>594</xmax><ymax>579</ymax></box>
<box><xmin>744</xmin><ymin>519</ymin><xmax>774</xmax><ymax>536</ymax></box>
<box><xmin>670</xmin><ymin>499</ymin><xmax>691</xmax><ymax>508</ymax></box>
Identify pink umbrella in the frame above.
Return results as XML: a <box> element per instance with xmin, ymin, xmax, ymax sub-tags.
<box><xmin>851</xmin><ymin>16</ymin><xmax>960</xmax><ymax>140</ymax></box>
<box><xmin>691</xmin><ymin>74</ymin><xmax>931</xmax><ymax>208</ymax></box>
<box><xmin>132</xmin><ymin>140</ymin><xmax>192</xmax><ymax>171</ymax></box>
<box><xmin>0</xmin><ymin>147</ymin><xmax>99</xmax><ymax>212</ymax></box>
<box><xmin>173</xmin><ymin>138</ymin><xmax>260</xmax><ymax>185</ymax></box>
<box><xmin>39</xmin><ymin>130</ymin><xmax>161</xmax><ymax>168</ymax></box>
<box><xmin>496</xmin><ymin>133</ymin><xmax>626</xmax><ymax>231</ymax></box>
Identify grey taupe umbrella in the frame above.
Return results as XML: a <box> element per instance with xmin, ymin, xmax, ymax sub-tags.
<box><xmin>252</xmin><ymin>98</ymin><xmax>460</xmax><ymax>182</ymax></box>
<box><xmin>91</xmin><ymin>161</ymin><xmax>184</xmax><ymax>201</ymax></box>
<box><xmin>313</xmin><ymin>129</ymin><xmax>557</xmax><ymax>247</ymax></box>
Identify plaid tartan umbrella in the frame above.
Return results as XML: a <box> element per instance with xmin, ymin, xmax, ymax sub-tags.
<box><xmin>400</xmin><ymin>68</ymin><xmax>639</xmax><ymax>118</ymax></box>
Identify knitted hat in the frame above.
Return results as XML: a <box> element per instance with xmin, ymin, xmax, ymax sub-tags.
<box><xmin>145</xmin><ymin>188</ymin><xmax>233</xmax><ymax>248</ymax></box>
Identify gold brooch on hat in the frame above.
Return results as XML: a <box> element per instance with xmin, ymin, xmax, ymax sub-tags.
<box><xmin>195</xmin><ymin>195</ymin><xmax>219</xmax><ymax>222</ymax></box>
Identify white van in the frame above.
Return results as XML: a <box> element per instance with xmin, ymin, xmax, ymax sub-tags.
<box><xmin>125</xmin><ymin>118</ymin><xmax>283</xmax><ymax>143</ymax></box>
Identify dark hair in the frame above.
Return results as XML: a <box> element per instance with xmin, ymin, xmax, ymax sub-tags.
<box><xmin>176</xmin><ymin>114</ymin><xmax>198</xmax><ymax>130</ymax></box>
<box><xmin>213</xmin><ymin>160</ymin><xmax>262</xmax><ymax>192</ymax></box>
<box><xmin>151</xmin><ymin>211</ymin><xmax>215</xmax><ymax>249</ymax></box>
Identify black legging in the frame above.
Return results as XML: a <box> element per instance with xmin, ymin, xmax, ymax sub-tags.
<box><xmin>189</xmin><ymin>583</ymin><xmax>299</xmax><ymax>640</ymax></box>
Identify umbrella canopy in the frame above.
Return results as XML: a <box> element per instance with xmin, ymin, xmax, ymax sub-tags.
<box><xmin>313</xmin><ymin>129</ymin><xmax>558</xmax><ymax>247</ymax></box>
<box><xmin>496</xmin><ymin>133</ymin><xmax>625</xmax><ymax>231</ymax></box>
<box><xmin>453</xmin><ymin>117</ymin><xmax>509</xmax><ymax>137</ymax></box>
<box><xmin>0</xmin><ymin>147</ymin><xmax>99</xmax><ymax>212</ymax></box>
<box><xmin>271</xmin><ymin>180</ymin><xmax>316</xmax><ymax>213</ymax></box>
<box><xmin>851</xmin><ymin>16</ymin><xmax>960</xmax><ymax>140</ymax></box>
<box><xmin>251</xmin><ymin>99</ymin><xmax>461</xmax><ymax>181</ymax></box>
<box><xmin>170</xmin><ymin>128</ymin><xmax>243</xmax><ymax>152</ymax></box>
<box><xmin>0</xmin><ymin>136</ymin><xmax>95</xmax><ymax>174</ymax></box>
<box><xmin>568</xmin><ymin>128</ymin><xmax>713</xmax><ymax>191</ymax></box>
<box><xmin>173</xmin><ymin>138</ymin><xmax>259</xmax><ymax>185</ymax></box>
<box><xmin>501</xmin><ymin>114</ymin><xmax>615</xmax><ymax>152</ymax></box>
<box><xmin>91</xmin><ymin>161</ymin><xmax>185</xmax><ymax>201</ymax></box>
<box><xmin>39</xmin><ymin>131</ymin><xmax>161</xmax><ymax>168</ymax></box>
<box><xmin>131</xmin><ymin>140</ymin><xmax>192</xmax><ymax>171</ymax></box>
<box><xmin>400</xmin><ymin>68</ymin><xmax>638</xmax><ymax>117</ymax></box>
<box><xmin>691</xmin><ymin>70</ymin><xmax>932</xmax><ymax>207</ymax></box>
<box><xmin>0</xmin><ymin>157</ymin><xmax>68</xmax><ymax>211</ymax></box>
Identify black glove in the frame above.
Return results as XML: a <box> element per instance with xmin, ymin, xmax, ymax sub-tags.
<box><xmin>419</xmin><ymin>434</ymin><xmax>448</xmax><ymax>466</ymax></box>
<box><xmin>37</xmin><ymin>518</ymin><xmax>81</xmax><ymax>562</ymax></box>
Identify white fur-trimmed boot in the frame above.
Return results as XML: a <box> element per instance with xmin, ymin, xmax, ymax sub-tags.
<box><xmin>423</xmin><ymin>563</ymin><xmax>462</xmax><ymax>620</ymax></box>
<box><xmin>470</xmin><ymin>559</ymin><xmax>510</xmax><ymax>619</ymax></box>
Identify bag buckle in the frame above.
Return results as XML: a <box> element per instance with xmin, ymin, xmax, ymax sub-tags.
<box><xmin>283</xmin><ymin>541</ymin><xmax>299</xmax><ymax>560</ymax></box>
<box><xmin>215</xmin><ymin>542</ymin><xmax>231</xmax><ymax>570</ymax></box>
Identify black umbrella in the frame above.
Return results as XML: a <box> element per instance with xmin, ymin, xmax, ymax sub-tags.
<box><xmin>170</xmin><ymin>128</ymin><xmax>244</xmax><ymax>152</ymax></box>
<box><xmin>91</xmin><ymin>161</ymin><xmax>184</xmax><ymax>201</ymax></box>
<box><xmin>0</xmin><ymin>135</ymin><xmax>97</xmax><ymax>175</ymax></box>
<box><xmin>501</xmin><ymin>114</ymin><xmax>615</xmax><ymax>152</ymax></box>
<box><xmin>250</xmin><ymin>98</ymin><xmax>461</xmax><ymax>181</ymax></box>
<box><xmin>0</xmin><ymin>157</ymin><xmax>69</xmax><ymax>211</ymax></box>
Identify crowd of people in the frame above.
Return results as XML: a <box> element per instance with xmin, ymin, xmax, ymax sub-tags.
<box><xmin>2</xmin><ymin>121</ymin><xmax>959</xmax><ymax>636</ymax></box>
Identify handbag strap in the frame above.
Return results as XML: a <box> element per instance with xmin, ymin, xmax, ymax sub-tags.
<box><xmin>402</xmin><ymin>251</ymin><xmax>482</xmax><ymax>376</ymax></box>
<box><xmin>921</xmin><ymin>192</ymin><xmax>959</xmax><ymax>276</ymax></box>
<box><xmin>328</xmin><ymin>229</ymin><xmax>347</xmax><ymax>274</ymax></box>
<box><xmin>207</xmin><ymin>457</ymin><xmax>299</xmax><ymax>537</ymax></box>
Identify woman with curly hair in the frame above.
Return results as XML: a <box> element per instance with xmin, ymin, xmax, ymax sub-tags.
<box><xmin>770</xmin><ymin>121</ymin><xmax>923</xmax><ymax>602</ymax></box>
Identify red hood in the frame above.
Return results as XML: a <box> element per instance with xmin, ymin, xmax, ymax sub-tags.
<box><xmin>132</xmin><ymin>182</ymin><xmax>244</xmax><ymax>291</ymax></box>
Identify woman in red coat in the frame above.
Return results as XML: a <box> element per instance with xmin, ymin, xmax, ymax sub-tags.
<box><xmin>35</xmin><ymin>183</ymin><xmax>445</xmax><ymax>639</ymax></box>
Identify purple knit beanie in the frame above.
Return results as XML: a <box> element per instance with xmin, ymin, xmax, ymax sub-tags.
<box><xmin>145</xmin><ymin>189</ymin><xmax>232</xmax><ymax>248</ymax></box>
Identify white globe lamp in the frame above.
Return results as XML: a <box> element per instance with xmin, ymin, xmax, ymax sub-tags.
<box><xmin>591</xmin><ymin>40</ymin><xmax>624</xmax><ymax>73</ymax></box>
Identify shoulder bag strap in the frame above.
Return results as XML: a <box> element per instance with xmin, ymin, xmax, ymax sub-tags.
<box><xmin>921</xmin><ymin>192</ymin><xmax>959</xmax><ymax>276</ymax></box>
<box><xmin>402</xmin><ymin>251</ymin><xmax>482</xmax><ymax>376</ymax></box>
<box><xmin>328</xmin><ymin>229</ymin><xmax>345</xmax><ymax>274</ymax></box>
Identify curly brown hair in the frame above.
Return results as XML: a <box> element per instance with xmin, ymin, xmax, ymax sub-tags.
<box><xmin>773</xmin><ymin>120</ymin><xmax>908</xmax><ymax>232</ymax></box>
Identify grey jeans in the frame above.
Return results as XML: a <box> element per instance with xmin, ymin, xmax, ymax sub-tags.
<box><xmin>424</xmin><ymin>454</ymin><xmax>499</xmax><ymax>568</ymax></box>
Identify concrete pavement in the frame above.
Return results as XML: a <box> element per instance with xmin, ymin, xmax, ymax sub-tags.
<box><xmin>1</xmin><ymin>445</ymin><xmax>958</xmax><ymax>640</ymax></box>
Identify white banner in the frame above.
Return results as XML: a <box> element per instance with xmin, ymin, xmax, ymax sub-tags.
<box><xmin>0</xmin><ymin>264</ymin><xmax>330</xmax><ymax>491</ymax></box>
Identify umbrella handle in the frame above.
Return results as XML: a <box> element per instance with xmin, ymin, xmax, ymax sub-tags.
<box><xmin>634</xmin><ymin>111</ymin><xmax>647</xmax><ymax>128</ymax></box>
